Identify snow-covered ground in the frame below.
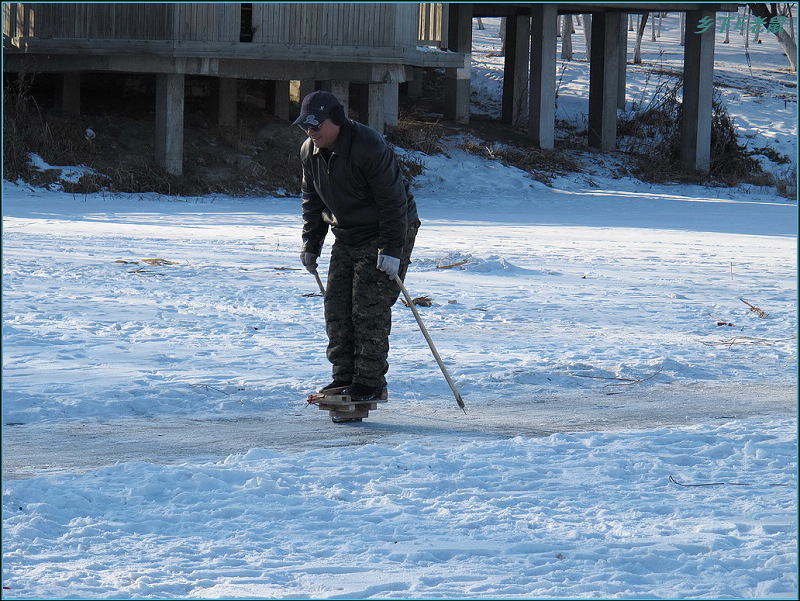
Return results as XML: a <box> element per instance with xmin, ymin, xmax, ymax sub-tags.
<box><xmin>2</xmin><ymin>13</ymin><xmax>797</xmax><ymax>600</ymax></box>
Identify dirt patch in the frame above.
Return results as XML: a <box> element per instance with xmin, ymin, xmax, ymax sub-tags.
<box><xmin>3</xmin><ymin>73</ymin><xmax>308</xmax><ymax>197</ymax></box>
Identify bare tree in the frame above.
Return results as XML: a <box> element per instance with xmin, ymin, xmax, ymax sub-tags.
<box><xmin>786</xmin><ymin>2</ymin><xmax>796</xmax><ymax>43</ymax></box>
<box><xmin>723</xmin><ymin>10</ymin><xmax>733</xmax><ymax>43</ymax></box>
<box><xmin>633</xmin><ymin>11</ymin><xmax>649</xmax><ymax>64</ymax></box>
<box><xmin>748</xmin><ymin>3</ymin><xmax>797</xmax><ymax>71</ymax></box>
<box><xmin>582</xmin><ymin>14</ymin><xmax>591</xmax><ymax>60</ymax></box>
<box><xmin>679</xmin><ymin>12</ymin><xmax>685</xmax><ymax>45</ymax></box>
<box><xmin>561</xmin><ymin>14</ymin><xmax>574</xmax><ymax>59</ymax></box>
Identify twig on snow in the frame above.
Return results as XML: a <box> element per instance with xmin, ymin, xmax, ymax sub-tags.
<box><xmin>669</xmin><ymin>475</ymin><xmax>793</xmax><ymax>487</ymax></box>
<box><xmin>569</xmin><ymin>364</ymin><xmax>663</xmax><ymax>388</ymax></box>
<box><xmin>190</xmin><ymin>383</ymin><xmax>243</xmax><ymax>396</ymax></box>
<box><xmin>701</xmin><ymin>336</ymin><xmax>796</xmax><ymax>348</ymax></box>
<box><xmin>740</xmin><ymin>298</ymin><xmax>768</xmax><ymax>318</ymax></box>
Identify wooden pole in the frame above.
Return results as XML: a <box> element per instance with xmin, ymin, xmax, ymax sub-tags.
<box><xmin>394</xmin><ymin>275</ymin><xmax>466</xmax><ymax>413</ymax></box>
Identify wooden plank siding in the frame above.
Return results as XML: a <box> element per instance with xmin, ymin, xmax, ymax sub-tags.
<box><xmin>5</xmin><ymin>3</ymin><xmax>175</xmax><ymax>40</ymax></box>
<box><xmin>3</xmin><ymin>3</ymin><xmax>465</xmax><ymax>70</ymax></box>
<box><xmin>173</xmin><ymin>3</ymin><xmax>238</xmax><ymax>42</ymax></box>
<box><xmin>2</xmin><ymin>3</ymin><xmax>232</xmax><ymax>42</ymax></box>
<box><xmin>3</xmin><ymin>2</ymin><xmax>34</xmax><ymax>38</ymax></box>
<box><xmin>417</xmin><ymin>3</ymin><xmax>446</xmax><ymax>46</ymax></box>
<box><xmin>396</xmin><ymin>4</ymin><xmax>422</xmax><ymax>49</ymax></box>
<box><xmin>5</xmin><ymin>2</ymin><xmax>445</xmax><ymax>50</ymax></box>
<box><xmin>251</xmin><ymin>3</ymin><xmax>412</xmax><ymax>48</ymax></box>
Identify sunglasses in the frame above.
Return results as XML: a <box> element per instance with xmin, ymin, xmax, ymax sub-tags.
<box><xmin>298</xmin><ymin>122</ymin><xmax>321</xmax><ymax>133</ymax></box>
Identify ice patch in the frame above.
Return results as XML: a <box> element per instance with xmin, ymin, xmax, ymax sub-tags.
<box><xmin>412</xmin><ymin>252</ymin><xmax>560</xmax><ymax>276</ymax></box>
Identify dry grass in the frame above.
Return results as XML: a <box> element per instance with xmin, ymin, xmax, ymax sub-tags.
<box><xmin>617</xmin><ymin>80</ymin><xmax>779</xmax><ymax>190</ymax></box>
<box><xmin>460</xmin><ymin>138</ymin><xmax>583</xmax><ymax>186</ymax></box>
<box><xmin>4</xmin><ymin>73</ymin><xmax>307</xmax><ymax>196</ymax></box>
<box><xmin>4</xmin><ymin>70</ymin><xmax>794</xmax><ymax>199</ymax></box>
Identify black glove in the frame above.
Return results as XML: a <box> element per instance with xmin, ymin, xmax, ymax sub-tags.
<box><xmin>300</xmin><ymin>251</ymin><xmax>318</xmax><ymax>274</ymax></box>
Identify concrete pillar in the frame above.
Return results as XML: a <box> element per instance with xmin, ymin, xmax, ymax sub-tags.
<box><xmin>61</xmin><ymin>72</ymin><xmax>81</xmax><ymax>115</ymax></box>
<box><xmin>290</xmin><ymin>80</ymin><xmax>315</xmax><ymax>105</ymax></box>
<box><xmin>502</xmin><ymin>13</ymin><xmax>531</xmax><ymax>127</ymax></box>
<box><xmin>366</xmin><ymin>83</ymin><xmax>386</xmax><ymax>134</ymax></box>
<box><xmin>407</xmin><ymin>67</ymin><xmax>423</xmax><ymax>98</ymax></box>
<box><xmin>154</xmin><ymin>73</ymin><xmax>184</xmax><ymax>176</ymax></box>
<box><xmin>618</xmin><ymin>16</ymin><xmax>628</xmax><ymax>109</ymax></box>
<box><xmin>588</xmin><ymin>11</ymin><xmax>621</xmax><ymax>150</ymax></box>
<box><xmin>444</xmin><ymin>3</ymin><xmax>472</xmax><ymax>124</ymax></box>
<box><xmin>273</xmin><ymin>81</ymin><xmax>291</xmax><ymax>121</ymax></box>
<box><xmin>217</xmin><ymin>77</ymin><xmax>237</xmax><ymax>127</ymax></box>
<box><xmin>264</xmin><ymin>80</ymin><xmax>276</xmax><ymax>114</ymax></box>
<box><xmin>681</xmin><ymin>10</ymin><xmax>715</xmax><ymax>172</ymax></box>
<box><xmin>528</xmin><ymin>4</ymin><xmax>558</xmax><ymax>148</ymax></box>
<box><xmin>329</xmin><ymin>80</ymin><xmax>350</xmax><ymax>118</ymax></box>
<box><xmin>384</xmin><ymin>82</ymin><xmax>399</xmax><ymax>127</ymax></box>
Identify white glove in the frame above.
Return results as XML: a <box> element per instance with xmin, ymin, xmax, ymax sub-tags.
<box><xmin>376</xmin><ymin>254</ymin><xmax>401</xmax><ymax>279</ymax></box>
<box><xmin>300</xmin><ymin>251</ymin><xmax>318</xmax><ymax>274</ymax></box>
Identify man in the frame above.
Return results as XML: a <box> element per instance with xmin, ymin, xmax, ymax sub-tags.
<box><xmin>294</xmin><ymin>90</ymin><xmax>420</xmax><ymax>405</ymax></box>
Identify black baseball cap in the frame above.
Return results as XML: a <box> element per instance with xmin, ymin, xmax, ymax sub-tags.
<box><xmin>292</xmin><ymin>91</ymin><xmax>343</xmax><ymax>128</ymax></box>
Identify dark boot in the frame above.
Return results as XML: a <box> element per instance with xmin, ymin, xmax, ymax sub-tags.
<box><xmin>342</xmin><ymin>382</ymin><xmax>387</xmax><ymax>401</ymax></box>
<box><xmin>319</xmin><ymin>379</ymin><xmax>351</xmax><ymax>395</ymax></box>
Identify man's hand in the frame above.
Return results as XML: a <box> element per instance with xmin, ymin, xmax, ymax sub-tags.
<box><xmin>376</xmin><ymin>254</ymin><xmax>401</xmax><ymax>279</ymax></box>
<box><xmin>300</xmin><ymin>251</ymin><xmax>318</xmax><ymax>274</ymax></box>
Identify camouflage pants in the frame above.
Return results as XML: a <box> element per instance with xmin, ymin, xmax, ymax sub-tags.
<box><xmin>324</xmin><ymin>221</ymin><xmax>419</xmax><ymax>388</ymax></box>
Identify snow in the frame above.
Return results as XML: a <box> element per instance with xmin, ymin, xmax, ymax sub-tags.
<box><xmin>2</xmin><ymin>14</ymin><xmax>797</xmax><ymax>600</ymax></box>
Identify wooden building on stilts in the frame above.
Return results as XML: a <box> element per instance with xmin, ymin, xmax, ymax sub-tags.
<box><xmin>4</xmin><ymin>3</ymin><xmax>735</xmax><ymax>176</ymax></box>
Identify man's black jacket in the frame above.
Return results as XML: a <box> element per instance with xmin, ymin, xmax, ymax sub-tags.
<box><xmin>300</xmin><ymin>119</ymin><xmax>418</xmax><ymax>260</ymax></box>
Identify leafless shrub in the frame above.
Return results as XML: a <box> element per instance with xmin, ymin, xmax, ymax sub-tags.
<box><xmin>773</xmin><ymin>164</ymin><xmax>797</xmax><ymax>200</ymax></box>
<box><xmin>618</xmin><ymin>80</ymin><xmax>774</xmax><ymax>189</ymax></box>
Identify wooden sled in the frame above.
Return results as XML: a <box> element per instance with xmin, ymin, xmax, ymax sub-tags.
<box><xmin>307</xmin><ymin>392</ymin><xmax>388</xmax><ymax>422</ymax></box>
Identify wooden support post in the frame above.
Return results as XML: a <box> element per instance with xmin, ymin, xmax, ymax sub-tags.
<box><xmin>528</xmin><ymin>4</ymin><xmax>557</xmax><ymax>148</ymax></box>
<box><xmin>154</xmin><ymin>73</ymin><xmax>185</xmax><ymax>176</ymax></box>
<box><xmin>61</xmin><ymin>72</ymin><xmax>81</xmax><ymax>116</ymax></box>
<box><xmin>681</xmin><ymin>10</ymin><xmax>715</xmax><ymax>172</ymax></box>
<box><xmin>217</xmin><ymin>77</ymin><xmax>237</xmax><ymax>127</ymax></box>
<box><xmin>444</xmin><ymin>3</ymin><xmax>472</xmax><ymax>124</ymax></box>
<box><xmin>502</xmin><ymin>13</ymin><xmax>531</xmax><ymax>127</ymax></box>
<box><xmin>588</xmin><ymin>11</ymin><xmax>621</xmax><ymax>150</ymax></box>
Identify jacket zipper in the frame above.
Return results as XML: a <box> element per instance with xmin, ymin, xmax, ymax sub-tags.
<box><xmin>320</xmin><ymin>151</ymin><xmax>337</xmax><ymax>218</ymax></box>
